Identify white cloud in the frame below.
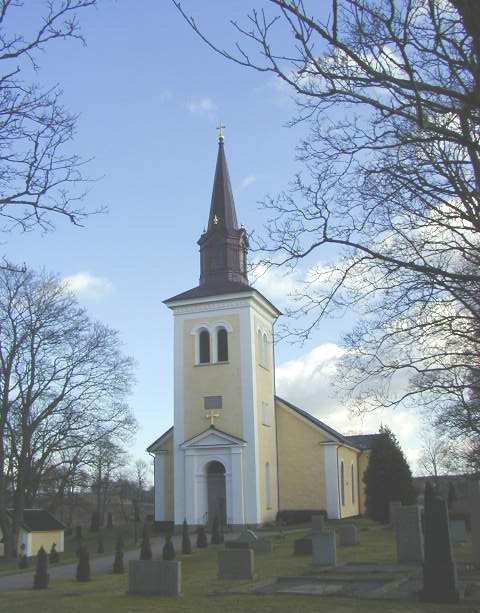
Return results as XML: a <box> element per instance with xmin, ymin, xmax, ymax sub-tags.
<box><xmin>276</xmin><ymin>342</ymin><xmax>422</xmax><ymax>467</ymax></box>
<box><xmin>239</xmin><ymin>175</ymin><xmax>256</xmax><ymax>190</ymax></box>
<box><xmin>186</xmin><ymin>97</ymin><xmax>217</xmax><ymax>117</ymax></box>
<box><xmin>63</xmin><ymin>272</ymin><xmax>113</xmax><ymax>299</ymax></box>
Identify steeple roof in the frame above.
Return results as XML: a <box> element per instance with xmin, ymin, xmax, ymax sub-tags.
<box><xmin>207</xmin><ymin>140</ymin><xmax>238</xmax><ymax>232</ymax></box>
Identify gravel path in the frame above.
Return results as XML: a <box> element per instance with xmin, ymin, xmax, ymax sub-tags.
<box><xmin>0</xmin><ymin>535</ymin><xmax>170</xmax><ymax>590</ymax></box>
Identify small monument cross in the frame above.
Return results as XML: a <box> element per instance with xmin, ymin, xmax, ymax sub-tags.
<box><xmin>216</xmin><ymin>122</ymin><xmax>225</xmax><ymax>142</ymax></box>
<box><xmin>205</xmin><ymin>410</ymin><xmax>220</xmax><ymax>426</ymax></box>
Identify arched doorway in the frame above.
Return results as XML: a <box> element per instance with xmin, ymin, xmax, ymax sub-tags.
<box><xmin>206</xmin><ymin>461</ymin><xmax>227</xmax><ymax>527</ymax></box>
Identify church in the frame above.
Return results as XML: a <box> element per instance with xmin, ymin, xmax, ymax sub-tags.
<box><xmin>147</xmin><ymin>131</ymin><xmax>378</xmax><ymax>529</ymax></box>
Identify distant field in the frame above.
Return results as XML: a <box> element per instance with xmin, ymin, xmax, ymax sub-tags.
<box><xmin>0</xmin><ymin>517</ymin><xmax>473</xmax><ymax>613</ymax></box>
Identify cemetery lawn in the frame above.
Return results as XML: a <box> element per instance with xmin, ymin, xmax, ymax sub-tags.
<box><xmin>0</xmin><ymin>517</ymin><xmax>473</xmax><ymax>613</ymax></box>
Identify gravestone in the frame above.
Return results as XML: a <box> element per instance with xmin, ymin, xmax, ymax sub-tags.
<box><xmin>421</xmin><ymin>482</ymin><xmax>459</xmax><ymax>603</ymax></box>
<box><xmin>226</xmin><ymin>528</ymin><xmax>273</xmax><ymax>553</ymax></box>
<box><xmin>395</xmin><ymin>505</ymin><xmax>424</xmax><ymax>563</ymax></box>
<box><xmin>469</xmin><ymin>481</ymin><xmax>480</xmax><ymax>566</ymax></box>
<box><xmin>128</xmin><ymin>560</ymin><xmax>181</xmax><ymax>596</ymax></box>
<box><xmin>293</xmin><ymin>537</ymin><xmax>312</xmax><ymax>555</ymax></box>
<box><xmin>449</xmin><ymin>519</ymin><xmax>466</xmax><ymax>544</ymax></box>
<box><xmin>218</xmin><ymin>549</ymin><xmax>254</xmax><ymax>580</ymax></box>
<box><xmin>389</xmin><ymin>501</ymin><xmax>402</xmax><ymax>526</ymax></box>
<box><xmin>312</xmin><ymin>530</ymin><xmax>336</xmax><ymax>567</ymax></box>
<box><xmin>311</xmin><ymin>514</ymin><xmax>325</xmax><ymax>533</ymax></box>
<box><xmin>339</xmin><ymin>524</ymin><xmax>358</xmax><ymax>546</ymax></box>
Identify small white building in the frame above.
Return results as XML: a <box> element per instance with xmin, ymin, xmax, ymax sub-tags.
<box><xmin>0</xmin><ymin>509</ymin><xmax>65</xmax><ymax>557</ymax></box>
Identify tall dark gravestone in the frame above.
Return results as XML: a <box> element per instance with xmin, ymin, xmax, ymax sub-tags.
<box><xmin>420</xmin><ymin>482</ymin><xmax>459</xmax><ymax>604</ymax></box>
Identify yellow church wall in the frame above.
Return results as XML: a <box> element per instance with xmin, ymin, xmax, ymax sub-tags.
<box><xmin>254</xmin><ymin>312</ymin><xmax>278</xmax><ymax>522</ymax></box>
<box><xmin>31</xmin><ymin>530</ymin><xmax>63</xmax><ymax>555</ymax></box>
<box><xmin>358</xmin><ymin>450</ymin><xmax>370</xmax><ymax>515</ymax></box>
<box><xmin>337</xmin><ymin>446</ymin><xmax>360</xmax><ymax>518</ymax></box>
<box><xmin>183</xmin><ymin>314</ymin><xmax>243</xmax><ymax>441</ymax></box>
<box><xmin>275</xmin><ymin>400</ymin><xmax>329</xmax><ymax>511</ymax></box>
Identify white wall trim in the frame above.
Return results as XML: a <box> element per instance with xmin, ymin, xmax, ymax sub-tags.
<box><xmin>324</xmin><ymin>443</ymin><xmax>341</xmax><ymax>519</ymax></box>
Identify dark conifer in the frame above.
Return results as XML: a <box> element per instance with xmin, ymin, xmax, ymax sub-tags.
<box><xmin>113</xmin><ymin>534</ymin><xmax>124</xmax><ymax>574</ymax></box>
<box><xmin>447</xmin><ymin>482</ymin><xmax>457</xmax><ymax>510</ymax></box>
<box><xmin>139</xmin><ymin>524</ymin><xmax>152</xmax><ymax>560</ymax></box>
<box><xmin>76</xmin><ymin>544</ymin><xmax>91</xmax><ymax>582</ymax></box>
<box><xmin>421</xmin><ymin>482</ymin><xmax>459</xmax><ymax>603</ymax></box>
<box><xmin>162</xmin><ymin>532</ymin><xmax>176</xmax><ymax>560</ymax></box>
<box><xmin>196</xmin><ymin>525</ymin><xmax>208</xmax><ymax>548</ymax></box>
<box><xmin>182</xmin><ymin>519</ymin><xmax>192</xmax><ymax>554</ymax></box>
<box><xmin>33</xmin><ymin>546</ymin><xmax>49</xmax><ymax>589</ymax></box>
<box><xmin>97</xmin><ymin>533</ymin><xmax>104</xmax><ymax>554</ymax></box>
<box><xmin>106</xmin><ymin>512</ymin><xmax>114</xmax><ymax>529</ymax></box>
<box><xmin>211</xmin><ymin>516</ymin><xmax>222</xmax><ymax>545</ymax></box>
<box><xmin>90</xmin><ymin>511</ymin><xmax>100</xmax><ymax>532</ymax></box>
<box><xmin>364</xmin><ymin>425</ymin><xmax>416</xmax><ymax>523</ymax></box>
<box><xmin>49</xmin><ymin>543</ymin><xmax>60</xmax><ymax>564</ymax></box>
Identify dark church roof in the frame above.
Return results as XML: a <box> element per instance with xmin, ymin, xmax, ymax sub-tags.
<box><xmin>345</xmin><ymin>434</ymin><xmax>382</xmax><ymax>450</ymax></box>
<box><xmin>164</xmin><ymin>281</ymin><xmax>281</xmax><ymax>315</ymax></box>
<box><xmin>7</xmin><ymin>509</ymin><xmax>65</xmax><ymax>532</ymax></box>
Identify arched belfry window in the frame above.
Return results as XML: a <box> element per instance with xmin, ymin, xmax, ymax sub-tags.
<box><xmin>340</xmin><ymin>461</ymin><xmax>345</xmax><ymax>506</ymax></box>
<box><xmin>217</xmin><ymin>327</ymin><xmax>228</xmax><ymax>362</ymax></box>
<box><xmin>199</xmin><ymin>329</ymin><xmax>210</xmax><ymax>364</ymax></box>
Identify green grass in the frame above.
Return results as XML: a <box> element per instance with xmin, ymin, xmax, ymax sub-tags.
<box><xmin>0</xmin><ymin>518</ymin><xmax>474</xmax><ymax>613</ymax></box>
<box><xmin>0</xmin><ymin>523</ymin><xmax>138</xmax><ymax>575</ymax></box>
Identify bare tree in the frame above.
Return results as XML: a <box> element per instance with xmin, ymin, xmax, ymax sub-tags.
<box><xmin>0</xmin><ymin>267</ymin><xmax>135</xmax><ymax>559</ymax></box>
<box><xmin>173</xmin><ymin>1</ymin><xmax>480</xmax><ymax>423</ymax></box>
<box><xmin>0</xmin><ymin>0</ymin><xmax>100</xmax><ymax>257</ymax></box>
<box><xmin>88</xmin><ymin>438</ymin><xmax>129</xmax><ymax>527</ymax></box>
<box><xmin>418</xmin><ymin>435</ymin><xmax>455</xmax><ymax>479</ymax></box>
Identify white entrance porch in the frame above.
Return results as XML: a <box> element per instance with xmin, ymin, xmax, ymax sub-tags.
<box><xmin>180</xmin><ymin>427</ymin><xmax>246</xmax><ymax>527</ymax></box>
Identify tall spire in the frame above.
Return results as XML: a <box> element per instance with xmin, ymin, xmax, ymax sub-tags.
<box><xmin>198</xmin><ymin>132</ymin><xmax>248</xmax><ymax>288</ymax></box>
<box><xmin>207</xmin><ymin>126</ymin><xmax>238</xmax><ymax>232</ymax></box>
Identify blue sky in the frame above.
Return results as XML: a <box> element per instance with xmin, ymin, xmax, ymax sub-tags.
<box><xmin>7</xmin><ymin>1</ymin><xmax>423</xmax><ymax>472</ymax></box>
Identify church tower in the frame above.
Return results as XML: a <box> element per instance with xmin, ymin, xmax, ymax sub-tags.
<box><xmin>163</xmin><ymin>132</ymin><xmax>280</xmax><ymax>528</ymax></box>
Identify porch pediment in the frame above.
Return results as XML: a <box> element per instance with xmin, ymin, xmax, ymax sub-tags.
<box><xmin>181</xmin><ymin>426</ymin><xmax>246</xmax><ymax>449</ymax></box>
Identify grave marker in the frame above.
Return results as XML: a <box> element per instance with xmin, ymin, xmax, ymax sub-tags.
<box><xmin>395</xmin><ymin>505</ymin><xmax>424</xmax><ymax>564</ymax></box>
<box><xmin>218</xmin><ymin>549</ymin><xmax>255</xmax><ymax>580</ymax></box>
<box><xmin>339</xmin><ymin>524</ymin><xmax>358</xmax><ymax>546</ymax></box>
<box><xmin>312</xmin><ymin>530</ymin><xmax>336</xmax><ymax>567</ymax></box>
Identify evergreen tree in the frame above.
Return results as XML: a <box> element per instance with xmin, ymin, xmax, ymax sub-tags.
<box><xmin>49</xmin><ymin>543</ymin><xmax>60</xmax><ymax>564</ymax></box>
<box><xmin>97</xmin><ymin>533</ymin><xmax>104</xmax><ymax>554</ymax></box>
<box><xmin>182</xmin><ymin>519</ymin><xmax>192</xmax><ymax>555</ymax></box>
<box><xmin>211</xmin><ymin>516</ymin><xmax>222</xmax><ymax>545</ymax></box>
<box><xmin>364</xmin><ymin>426</ymin><xmax>416</xmax><ymax>523</ymax></box>
<box><xmin>90</xmin><ymin>511</ymin><xmax>100</xmax><ymax>532</ymax></box>
<box><xmin>33</xmin><ymin>547</ymin><xmax>49</xmax><ymax>589</ymax></box>
<box><xmin>113</xmin><ymin>534</ymin><xmax>124</xmax><ymax>574</ymax></box>
<box><xmin>18</xmin><ymin>544</ymin><xmax>28</xmax><ymax>569</ymax></box>
<box><xmin>76</xmin><ymin>545</ymin><xmax>91</xmax><ymax>582</ymax></box>
<box><xmin>421</xmin><ymin>482</ymin><xmax>459</xmax><ymax>603</ymax></box>
<box><xmin>162</xmin><ymin>532</ymin><xmax>176</xmax><ymax>561</ymax></box>
<box><xmin>447</xmin><ymin>482</ymin><xmax>457</xmax><ymax>510</ymax></box>
<box><xmin>106</xmin><ymin>512</ymin><xmax>114</xmax><ymax>529</ymax></box>
<box><xmin>139</xmin><ymin>524</ymin><xmax>152</xmax><ymax>560</ymax></box>
<box><xmin>196</xmin><ymin>525</ymin><xmax>208</xmax><ymax>548</ymax></box>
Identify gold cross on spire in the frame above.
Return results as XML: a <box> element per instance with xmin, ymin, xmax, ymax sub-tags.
<box><xmin>205</xmin><ymin>410</ymin><xmax>220</xmax><ymax>426</ymax></box>
<box><xmin>216</xmin><ymin>122</ymin><xmax>225</xmax><ymax>143</ymax></box>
